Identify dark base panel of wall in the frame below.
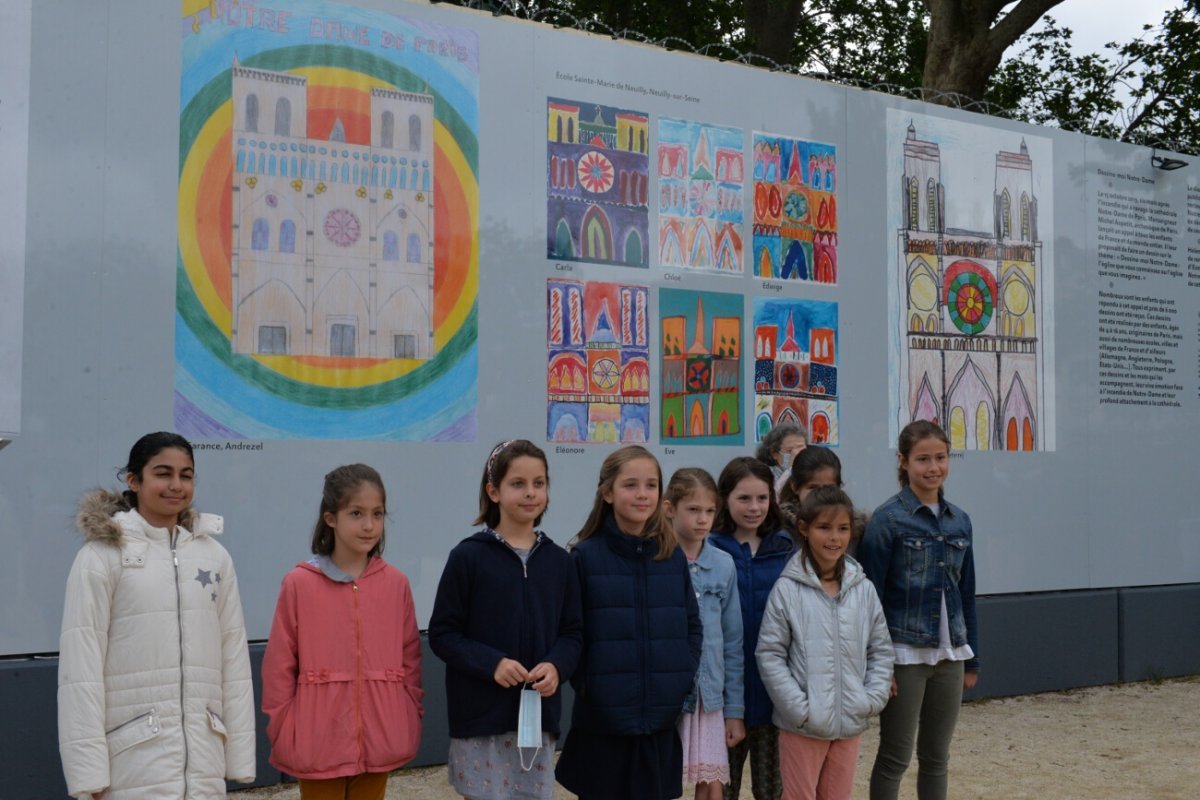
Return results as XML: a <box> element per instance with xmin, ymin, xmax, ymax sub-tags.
<box><xmin>8</xmin><ymin>586</ymin><xmax>1198</xmax><ymax>798</ymax></box>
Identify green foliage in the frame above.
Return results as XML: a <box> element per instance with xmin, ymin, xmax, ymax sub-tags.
<box><xmin>443</xmin><ymin>0</ymin><xmax>1200</xmax><ymax>153</ymax></box>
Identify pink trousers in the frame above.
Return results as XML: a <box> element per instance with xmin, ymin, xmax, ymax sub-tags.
<box><xmin>778</xmin><ymin>729</ymin><xmax>861</xmax><ymax>800</ymax></box>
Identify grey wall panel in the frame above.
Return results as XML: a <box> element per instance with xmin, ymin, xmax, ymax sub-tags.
<box><xmin>1118</xmin><ymin>585</ymin><xmax>1200</xmax><ymax>682</ymax></box>
<box><xmin>964</xmin><ymin>591</ymin><xmax>1120</xmax><ymax>700</ymax></box>
<box><xmin>4</xmin><ymin>0</ymin><xmax>1200</xmax><ymax>656</ymax></box>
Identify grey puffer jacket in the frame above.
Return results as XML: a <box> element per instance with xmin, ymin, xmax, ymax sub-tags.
<box><xmin>755</xmin><ymin>554</ymin><xmax>893</xmax><ymax>740</ymax></box>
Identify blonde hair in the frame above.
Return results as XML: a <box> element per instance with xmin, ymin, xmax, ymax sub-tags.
<box><xmin>573</xmin><ymin>446</ymin><xmax>674</xmax><ymax>560</ymax></box>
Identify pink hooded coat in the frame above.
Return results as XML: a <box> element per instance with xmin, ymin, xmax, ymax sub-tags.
<box><xmin>262</xmin><ymin>557</ymin><xmax>423</xmax><ymax>779</ymax></box>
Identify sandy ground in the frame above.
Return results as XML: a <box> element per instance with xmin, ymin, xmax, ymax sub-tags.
<box><xmin>237</xmin><ymin>677</ymin><xmax>1199</xmax><ymax>799</ymax></box>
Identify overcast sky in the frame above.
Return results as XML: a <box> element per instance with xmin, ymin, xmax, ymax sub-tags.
<box><xmin>1029</xmin><ymin>0</ymin><xmax>1179</xmax><ymax>55</ymax></box>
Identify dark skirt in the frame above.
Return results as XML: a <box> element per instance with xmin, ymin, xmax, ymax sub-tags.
<box><xmin>555</xmin><ymin>725</ymin><xmax>683</xmax><ymax>800</ymax></box>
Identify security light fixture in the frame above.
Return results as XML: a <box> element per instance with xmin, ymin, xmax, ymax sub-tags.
<box><xmin>1151</xmin><ymin>149</ymin><xmax>1189</xmax><ymax>171</ymax></box>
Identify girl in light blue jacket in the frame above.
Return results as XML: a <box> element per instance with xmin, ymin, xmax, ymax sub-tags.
<box><xmin>756</xmin><ymin>487</ymin><xmax>893</xmax><ymax>800</ymax></box>
<box><xmin>664</xmin><ymin>468</ymin><xmax>745</xmax><ymax>800</ymax></box>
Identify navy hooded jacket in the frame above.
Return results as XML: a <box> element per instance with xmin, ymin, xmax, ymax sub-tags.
<box><xmin>429</xmin><ymin>530</ymin><xmax>582</xmax><ymax>738</ymax></box>
<box><xmin>709</xmin><ymin>528</ymin><xmax>793</xmax><ymax>726</ymax></box>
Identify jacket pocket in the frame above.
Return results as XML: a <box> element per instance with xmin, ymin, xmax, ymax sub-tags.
<box><xmin>106</xmin><ymin>708</ymin><xmax>160</xmax><ymax>756</ymax></box>
<box><xmin>945</xmin><ymin>537</ymin><xmax>969</xmax><ymax>579</ymax></box>
<box><xmin>206</xmin><ymin>707</ymin><xmax>227</xmax><ymax>739</ymax></box>
<box><xmin>901</xmin><ymin>537</ymin><xmax>927</xmax><ymax>576</ymax></box>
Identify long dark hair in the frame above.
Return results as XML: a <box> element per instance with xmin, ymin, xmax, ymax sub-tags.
<box><xmin>795</xmin><ymin>485</ymin><xmax>855</xmax><ymax>583</ymax></box>
<box><xmin>119</xmin><ymin>432</ymin><xmax>195</xmax><ymax>511</ymax></box>
<box><xmin>714</xmin><ymin>456</ymin><xmax>784</xmax><ymax>536</ymax></box>
<box><xmin>474</xmin><ymin>439</ymin><xmax>550</xmax><ymax>528</ymax></box>
<box><xmin>311</xmin><ymin>464</ymin><xmax>387</xmax><ymax>557</ymax></box>
<box><xmin>897</xmin><ymin>420</ymin><xmax>951</xmax><ymax>486</ymax></box>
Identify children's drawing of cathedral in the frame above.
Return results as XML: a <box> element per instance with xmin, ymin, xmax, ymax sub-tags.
<box><xmin>891</xmin><ymin>114</ymin><xmax>1053</xmax><ymax>451</ymax></box>
<box><xmin>547</xmin><ymin>279</ymin><xmax>650</xmax><ymax>443</ymax></box>
<box><xmin>547</xmin><ymin>98</ymin><xmax>650</xmax><ymax>267</ymax></box>
<box><xmin>230</xmin><ymin>59</ymin><xmax>435</xmax><ymax>360</ymax></box>
<box><xmin>660</xmin><ymin>288</ymin><xmax>742</xmax><ymax>445</ymax></box>
<box><xmin>658</xmin><ymin>119</ymin><xmax>744</xmax><ymax>273</ymax></box>
<box><xmin>753</xmin><ymin>298</ymin><xmax>839</xmax><ymax>446</ymax></box>
<box><xmin>752</xmin><ymin>133</ymin><xmax>837</xmax><ymax>283</ymax></box>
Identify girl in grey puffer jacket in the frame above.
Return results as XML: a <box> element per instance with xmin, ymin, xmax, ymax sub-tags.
<box><xmin>756</xmin><ymin>487</ymin><xmax>893</xmax><ymax>800</ymax></box>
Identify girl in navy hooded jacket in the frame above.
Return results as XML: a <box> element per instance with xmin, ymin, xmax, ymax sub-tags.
<box><xmin>555</xmin><ymin>446</ymin><xmax>702</xmax><ymax>800</ymax></box>
<box><xmin>430</xmin><ymin>440</ymin><xmax>582</xmax><ymax>800</ymax></box>
<box><xmin>708</xmin><ymin>456</ymin><xmax>793</xmax><ymax>800</ymax></box>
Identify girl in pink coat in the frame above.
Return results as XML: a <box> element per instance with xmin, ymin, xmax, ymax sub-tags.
<box><xmin>263</xmin><ymin>464</ymin><xmax>424</xmax><ymax>800</ymax></box>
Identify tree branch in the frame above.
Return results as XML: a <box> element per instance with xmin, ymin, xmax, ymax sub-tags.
<box><xmin>989</xmin><ymin>0</ymin><xmax>1066</xmax><ymax>59</ymax></box>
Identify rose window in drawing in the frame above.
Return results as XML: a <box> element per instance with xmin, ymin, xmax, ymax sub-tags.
<box><xmin>323</xmin><ymin>208</ymin><xmax>361</xmax><ymax>247</ymax></box>
<box><xmin>778</xmin><ymin>363</ymin><xmax>801</xmax><ymax>390</ymax></box>
<box><xmin>686</xmin><ymin>361</ymin><xmax>711</xmax><ymax>392</ymax></box>
<box><xmin>577</xmin><ymin>151</ymin><xmax>615</xmax><ymax>194</ymax></box>
<box><xmin>689</xmin><ymin>181</ymin><xmax>716</xmax><ymax>217</ymax></box>
<box><xmin>944</xmin><ymin>260</ymin><xmax>997</xmax><ymax>335</ymax></box>
<box><xmin>591</xmin><ymin>358</ymin><xmax>620</xmax><ymax>390</ymax></box>
<box><xmin>784</xmin><ymin>191</ymin><xmax>807</xmax><ymax>221</ymax></box>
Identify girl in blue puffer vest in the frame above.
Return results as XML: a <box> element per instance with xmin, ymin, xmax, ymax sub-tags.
<box><xmin>708</xmin><ymin>456</ymin><xmax>793</xmax><ymax>800</ymax></box>
<box><xmin>555</xmin><ymin>446</ymin><xmax>702</xmax><ymax>800</ymax></box>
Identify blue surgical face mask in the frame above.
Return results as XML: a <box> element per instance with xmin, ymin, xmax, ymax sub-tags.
<box><xmin>517</xmin><ymin>684</ymin><xmax>542</xmax><ymax>768</ymax></box>
<box><xmin>779</xmin><ymin>452</ymin><xmax>793</xmax><ymax>470</ymax></box>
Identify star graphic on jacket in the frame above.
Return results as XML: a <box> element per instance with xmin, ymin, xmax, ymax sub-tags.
<box><xmin>211</xmin><ymin>591</ymin><xmax>218</xmax><ymax>603</ymax></box>
<box><xmin>215</xmin><ymin>572</ymin><xmax>222</xmax><ymax>584</ymax></box>
<box><xmin>195</xmin><ymin>569</ymin><xmax>213</xmax><ymax>588</ymax></box>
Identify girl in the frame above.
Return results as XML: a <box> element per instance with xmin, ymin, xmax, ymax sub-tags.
<box><xmin>59</xmin><ymin>432</ymin><xmax>256</xmax><ymax>800</ymax></box>
<box><xmin>756</xmin><ymin>487</ymin><xmax>894</xmax><ymax>800</ymax></box>
<box><xmin>664</xmin><ymin>468</ymin><xmax>745</xmax><ymax>800</ymax></box>
<box><xmin>262</xmin><ymin>464</ymin><xmax>423</xmax><ymax>800</ymax></box>
<box><xmin>708</xmin><ymin>456</ymin><xmax>793</xmax><ymax>800</ymax></box>
<box><xmin>859</xmin><ymin>421</ymin><xmax>979</xmax><ymax>800</ymax></box>
<box><xmin>429</xmin><ymin>440</ymin><xmax>582</xmax><ymax>800</ymax></box>
<box><xmin>556</xmin><ymin>446</ymin><xmax>702</xmax><ymax>800</ymax></box>
<box><xmin>777</xmin><ymin>446</ymin><xmax>844</xmax><ymax>528</ymax></box>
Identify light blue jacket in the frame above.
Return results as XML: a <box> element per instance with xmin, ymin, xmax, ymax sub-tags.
<box><xmin>682</xmin><ymin>540</ymin><xmax>745</xmax><ymax>719</ymax></box>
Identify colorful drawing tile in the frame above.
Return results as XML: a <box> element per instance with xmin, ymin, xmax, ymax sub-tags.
<box><xmin>660</xmin><ymin>288</ymin><xmax>743</xmax><ymax>444</ymax></box>
<box><xmin>547</xmin><ymin>99</ymin><xmax>650</xmax><ymax>267</ymax></box>
<box><xmin>751</xmin><ymin>133</ymin><xmax>837</xmax><ymax>283</ymax></box>
<box><xmin>658</xmin><ymin>119</ymin><xmax>744</xmax><ymax>273</ymax></box>
<box><xmin>548</xmin><ymin>279</ymin><xmax>650</xmax><ymax>443</ymax></box>
<box><xmin>752</xmin><ymin>297</ymin><xmax>839</xmax><ymax>446</ymax></box>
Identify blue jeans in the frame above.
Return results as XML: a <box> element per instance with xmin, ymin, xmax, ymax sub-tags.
<box><xmin>869</xmin><ymin>661</ymin><xmax>964</xmax><ymax>800</ymax></box>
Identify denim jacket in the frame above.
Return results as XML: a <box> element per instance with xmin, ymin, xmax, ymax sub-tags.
<box><xmin>682</xmin><ymin>540</ymin><xmax>744</xmax><ymax>718</ymax></box>
<box><xmin>858</xmin><ymin>487</ymin><xmax>979</xmax><ymax>672</ymax></box>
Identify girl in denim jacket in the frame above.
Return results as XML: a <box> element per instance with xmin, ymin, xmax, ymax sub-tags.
<box><xmin>664</xmin><ymin>468</ymin><xmax>745</xmax><ymax>800</ymax></box>
<box><xmin>859</xmin><ymin>421</ymin><xmax>979</xmax><ymax>800</ymax></box>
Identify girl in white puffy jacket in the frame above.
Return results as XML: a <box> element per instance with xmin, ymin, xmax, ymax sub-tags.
<box><xmin>58</xmin><ymin>432</ymin><xmax>256</xmax><ymax>800</ymax></box>
<box><xmin>756</xmin><ymin>487</ymin><xmax>893</xmax><ymax>800</ymax></box>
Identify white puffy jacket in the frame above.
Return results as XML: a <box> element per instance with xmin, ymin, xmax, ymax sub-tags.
<box><xmin>756</xmin><ymin>554</ymin><xmax>894</xmax><ymax>740</ymax></box>
<box><xmin>58</xmin><ymin>491</ymin><xmax>256</xmax><ymax>799</ymax></box>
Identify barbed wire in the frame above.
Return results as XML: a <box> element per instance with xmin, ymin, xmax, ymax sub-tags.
<box><xmin>435</xmin><ymin>0</ymin><xmax>1196</xmax><ymax>156</ymax></box>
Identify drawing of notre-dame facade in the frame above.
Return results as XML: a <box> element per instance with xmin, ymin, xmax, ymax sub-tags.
<box><xmin>230</xmin><ymin>58</ymin><xmax>435</xmax><ymax>360</ymax></box>
<box><xmin>899</xmin><ymin>121</ymin><xmax>1043</xmax><ymax>451</ymax></box>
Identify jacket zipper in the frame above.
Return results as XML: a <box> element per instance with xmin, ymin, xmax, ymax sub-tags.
<box><xmin>353</xmin><ymin>581</ymin><xmax>363</xmax><ymax>770</ymax></box>
<box><xmin>831</xmin><ymin>589</ymin><xmax>843</xmax><ymax>739</ymax></box>
<box><xmin>171</xmin><ymin>528</ymin><xmax>189</xmax><ymax>798</ymax></box>
<box><xmin>105</xmin><ymin>708</ymin><xmax>156</xmax><ymax>735</ymax></box>
<box><xmin>636</xmin><ymin>542</ymin><xmax>648</xmax><ymax>726</ymax></box>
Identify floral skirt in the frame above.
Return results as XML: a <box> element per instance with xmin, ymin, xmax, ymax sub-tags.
<box><xmin>447</xmin><ymin>732</ymin><xmax>556</xmax><ymax>800</ymax></box>
<box><xmin>680</xmin><ymin>705</ymin><xmax>730</xmax><ymax>786</ymax></box>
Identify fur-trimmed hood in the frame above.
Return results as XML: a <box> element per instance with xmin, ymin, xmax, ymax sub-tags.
<box><xmin>76</xmin><ymin>489</ymin><xmax>211</xmax><ymax>546</ymax></box>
